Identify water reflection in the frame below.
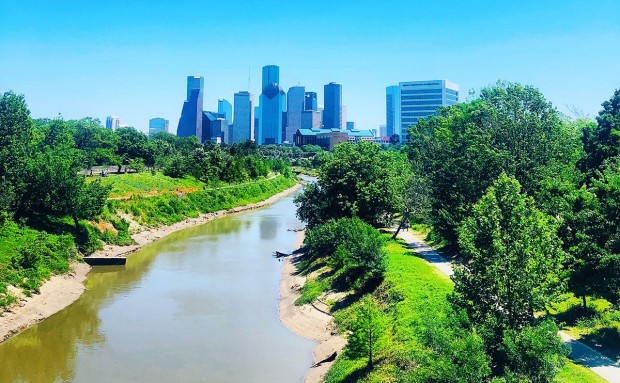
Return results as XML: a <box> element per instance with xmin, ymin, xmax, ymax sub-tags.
<box><xmin>0</xmin><ymin>193</ymin><xmax>313</xmax><ymax>383</ymax></box>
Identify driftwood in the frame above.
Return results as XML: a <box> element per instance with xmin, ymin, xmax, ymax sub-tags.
<box><xmin>311</xmin><ymin>351</ymin><xmax>337</xmax><ymax>368</ymax></box>
<box><xmin>273</xmin><ymin>251</ymin><xmax>290</xmax><ymax>258</ymax></box>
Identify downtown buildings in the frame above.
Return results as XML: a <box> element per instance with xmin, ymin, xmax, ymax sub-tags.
<box><xmin>177</xmin><ymin>76</ymin><xmax>204</xmax><ymax>142</ymax></box>
<box><xmin>386</xmin><ymin>80</ymin><xmax>459</xmax><ymax>142</ymax></box>
<box><xmin>105</xmin><ymin>116</ymin><xmax>120</xmax><ymax>130</ymax></box>
<box><xmin>232</xmin><ymin>91</ymin><xmax>254</xmax><ymax>143</ymax></box>
<box><xmin>258</xmin><ymin>65</ymin><xmax>286</xmax><ymax>145</ymax></box>
<box><xmin>323</xmin><ymin>82</ymin><xmax>343</xmax><ymax>129</ymax></box>
<box><xmin>149</xmin><ymin>117</ymin><xmax>169</xmax><ymax>137</ymax></box>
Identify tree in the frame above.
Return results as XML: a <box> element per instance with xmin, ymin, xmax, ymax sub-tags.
<box><xmin>295</xmin><ymin>141</ymin><xmax>412</xmax><ymax>227</ymax></box>
<box><xmin>0</xmin><ymin>91</ymin><xmax>33</xmax><ymax>213</ymax></box>
<box><xmin>580</xmin><ymin>89</ymin><xmax>620</xmax><ymax>174</ymax></box>
<box><xmin>407</xmin><ymin>82</ymin><xmax>581</xmax><ymax>246</ymax></box>
<box><xmin>451</xmin><ymin>174</ymin><xmax>564</xmax><ymax>365</ymax></box>
<box><xmin>347</xmin><ymin>296</ymin><xmax>387</xmax><ymax>368</ymax></box>
<box><xmin>499</xmin><ymin>320</ymin><xmax>566</xmax><ymax>383</ymax></box>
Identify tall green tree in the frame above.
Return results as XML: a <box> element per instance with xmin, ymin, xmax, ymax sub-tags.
<box><xmin>451</xmin><ymin>174</ymin><xmax>564</xmax><ymax>365</ymax></box>
<box><xmin>407</xmin><ymin>82</ymin><xmax>582</xmax><ymax>246</ymax></box>
<box><xmin>0</xmin><ymin>91</ymin><xmax>33</xmax><ymax>213</ymax></box>
<box><xmin>581</xmin><ymin>89</ymin><xmax>620</xmax><ymax>174</ymax></box>
<box><xmin>295</xmin><ymin>141</ymin><xmax>412</xmax><ymax>227</ymax></box>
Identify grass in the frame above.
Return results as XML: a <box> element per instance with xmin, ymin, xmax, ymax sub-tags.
<box><xmin>555</xmin><ymin>360</ymin><xmax>609</xmax><ymax>383</ymax></box>
<box><xmin>107</xmin><ymin>175</ymin><xmax>297</xmax><ymax>227</ymax></box>
<box><xmin>87</xmin><ymin>171</ymin><xmax>204</xmax><ymax>198</ymax></box>
<box><xmin>295</xmin><ymin>236</ymin><xmax>605</xmax><ymax>383</ymax></box>
<box><xmin>0</xmin><ymin>218</ymin><xmax>76</xmax><ymax>308</ymax></box>
<box><xmin>547</xmin><ymin>294</ymin><xmax>620</xmax><ymax>363</ymax></box>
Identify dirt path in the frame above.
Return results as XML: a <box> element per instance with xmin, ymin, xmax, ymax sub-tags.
<box><xmin>279</xmin><ymin>232</ymin><xmax>347</xmax><ymax>383</ymax></box>
<box><xmin>397</xmin><ymin>230</ymin><xmax>620</xmax><ymax>383</ymax></box>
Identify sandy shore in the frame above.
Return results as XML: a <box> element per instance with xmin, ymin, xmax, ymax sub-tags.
<box><xmin>0</xmin><ymin>262</ymin><xmax>90</xmax><ymax>343</ymax></box>
<box><xmin>0</xmin><ymin>181</ymin><xmax>302</xmax><ymax>344</ymax></box>
<box><xmin>279</xmin><ymin>232</ymin><xmax>347</xmax><ymax>383</ymax></box>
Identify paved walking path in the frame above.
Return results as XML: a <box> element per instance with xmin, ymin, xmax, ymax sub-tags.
<box><xmin>397</xmin><ymin>230</ymin><xmax>620</xmax><ymax>383</ymax></box>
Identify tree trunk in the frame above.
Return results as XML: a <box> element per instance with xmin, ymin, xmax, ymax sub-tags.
<box><xmin>72</xmin><ymin>214</ymin><xmax>80</xmax><ymax>233</ymax></box>
<box><xmin>392</xmin><ymin>211</ymin><xmax>410</xmax><ymax>240</ymax></box>
<box><xmin>582</xmin><ymin>295</ymin><xmax>587</xmax><ymax>310</ymax></box>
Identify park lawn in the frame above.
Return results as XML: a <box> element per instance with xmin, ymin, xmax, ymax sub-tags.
<box><xmin>87</xmin><ymin>171</ymin><xmax>205</xmax><ymax>198</ymax></box>
<box><xmin>324</xmin><ymin>237</ymin><xmax>604</xmax><ymax>383</ymax></box>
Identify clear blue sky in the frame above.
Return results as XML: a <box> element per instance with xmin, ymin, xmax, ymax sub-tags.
<box><xmin>1</xmin><ymin>0</ymin><xmax>619</xmax><ymax>133</ymax></box>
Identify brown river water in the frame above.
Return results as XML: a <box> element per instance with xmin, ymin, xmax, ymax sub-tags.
<box><xmin>0</xmin><ymin>192</ymin><xmax>313</xmax><ymax>382</ymax></box>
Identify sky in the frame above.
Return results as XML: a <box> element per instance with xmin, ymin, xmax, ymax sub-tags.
<box><xmin>1</xmin><ymin>0</ymin><xmax>619</xmax><ymax>133</ymax></box>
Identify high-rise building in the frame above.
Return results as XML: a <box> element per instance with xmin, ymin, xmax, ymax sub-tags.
<box><xmin>346</xmin><ymin>121</ymin><xmax>356</xmax><ymax>130</ymax></box>
<box><xmin>301</xmin><ymin>110</ymin><xmax>321</xmax><ymax>129</ymax></box>
<box><xmin>258</xmin><ymin>65</ymin><xmax>286</xmax><ymax>145</ymax></box>
<box><xmin>232</xmin><ymin>91</ymin><xmax>254</xmax><ymax>143</ymax></box>
<box><xmin>149</xmin><ymin>117</ymin><xmax>169</xmax><ymax>137</ymax></box>
<box><xmin>323</xmin><ymin>82</ymin><xmax>343</xmax><ymax>129</ymax></box>
<box><xmin>218</xmin><ymin>99</ymin><xmax>232</xmax><ymax>123</ymax></box>
<box><xmin>304</xmin><ymin>92</ymin><xmax>318</xmax><ymax>111</ymax></box>
<box><xmin>386</xmin><ymin>85</ymin><xmax>400</xmax><ymax>138</ymax></box>
<box><xmin>386</xmin><ymin>80</ymin><xmax>459</xmax><ymax>142</ymax></box>
<box><xmin>105</xmin><ymin>116</ymin><xmax>120</xmax><ymax>130</ymax></box>
<box><xmin>286</xmin><ymin>86</ymin><xmax>305</xmax><ymax>143</ymax></box>
<box><xmin>379</xmin><ymin>124</ymin><xmax>387</xmax><ymax>137</ymax></box>
<box><xmin>177</xmin><ymin>76</ymin><xmax>204</xmax><ymax>142</ymax></box>
<box><xmin>254</xmin><ymin>105</ymin><xmax>261</xmax><ymax>142</ymax></box>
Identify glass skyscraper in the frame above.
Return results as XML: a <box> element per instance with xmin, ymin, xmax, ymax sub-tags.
<box><xmin>286</xmin><ymin>86</ymin><xmax>305</xmax><ymax>143</ymax></box>
<box><xmin>304</xmin><ymin>92</ymin><xmax>318</xmax><ymax>111</ymax></box>
<box><xmin>148</xmin><ymin>117</ymin><xmax>169</xmax><ymax>137</ymax></box>
<box><xmin>217</xmin><ymin>99</ymin><xmax>232</xmax><ymax>123</ymax></box>
<box><xmin>177</xmin><ymin>76</ymin><xmax>204</xmax><ymax>142</ymax></box>
<box><xmin>258</xmin><ymin>65</ymin><xmax>286</xmax><ymax>145</ymax></box>
<box><xmin>232</xmin><ymin>91</ymin><xmax>254</xmax><ymax>143</ymax></box>
<box><xmin>386</xmin><ymin>80</ymin><xmax>459</xmax><ymax>142</ymax></box>
<box><xmin>323</xmin><ymin>82</ymin><xmax>343</xmax><ymax>129</ymax></box>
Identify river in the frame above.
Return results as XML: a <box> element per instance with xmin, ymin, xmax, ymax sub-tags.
<box><xmin>0</xmin><ymin>192</ymin><xmax>314</xmax><ymax>383</ymax></box>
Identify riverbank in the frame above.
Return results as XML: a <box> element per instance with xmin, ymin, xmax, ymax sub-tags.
<box><xmin>0</xmin><ymin>180</ymin><xmax>303</xmax><ymax>344</ymax></box>
<box><xmin>279</xmin><ymin>232</ymin><xmax>347</xmax><ymax>383</ymax></box>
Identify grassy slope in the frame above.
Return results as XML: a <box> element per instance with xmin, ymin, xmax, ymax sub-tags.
<box><xmin>322</xmin><ymin>237</ymin><xmax>602</xmax><ymax>383</ymax></box>
<box><xmin>87</xmin><ymin>172</ymin><xmax>204</xmax><ymax>198</ymax></box>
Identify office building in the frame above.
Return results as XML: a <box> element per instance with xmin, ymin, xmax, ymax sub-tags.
<box><xmin>232</xmin><ymin>91</ymin><xmax>254</xmax><ymax>143</ymax></box>
<box><xmin>323</xmin><ymin>82</ymin><xmax>343</xmax><ymax>129</ymax></box>
<box><xmin>302</xmin><ymin>110</ymin><xmax>321</xmax><ymax>129</ymax></box>
<box><xmin>379</xmin><ymin>124</ymin><xmax>387</xmax><ymax>138</ymax></box>
<box><xmin>304</xmin><ymin>92</ymin><xmax>318</xmax><ymax>111</ymax></box>
<box><xmin>286</xmin><ymin>86</ymin><xmax>305</xmax><ymax>143</ymax></box>
<box><xmin>258</xmin><ymin>65</ymin><xmax>286</xmax><ymax>145</ymax></box>
<box><xmin>177</xmin><ymin>76</ymin><xmax>204</xmax><ymax>142</ymax></box>
<box><xmin>149</xmin><ymin>118</ymin><xmax>169</xmax><ymax>137</ymax></box>
<box><xmin>294</xmin><ymin>128</ymin><xmax>374</xmax><ymax>150</ymax></box>
<box><xmin>386</xmin><ymin>80</ymin><xmax>459</xmax><ymax>142</ymax></box>
<box><xmin>105</xmin><ymin>116</ymin><xmax>120</xmax><ymax>130</ymax></box>
<box><xmin>346</xmin><ymin>121</ymin><xmax>355</xmax><ymax>130</ymax></box>
<box><xmin>218</xmin><ymin>99</ymin><xmax>232</xmax><ymax>123</ymax></box>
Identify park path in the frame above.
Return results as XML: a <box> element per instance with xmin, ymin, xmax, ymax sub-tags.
<box><xmin>396</xmin><ymin>230</ymin><xmax>620</xmax><ymax>383</ymax></box>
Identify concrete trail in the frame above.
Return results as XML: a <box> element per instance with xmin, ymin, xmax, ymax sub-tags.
<box><xmin>396</xmin><ymin>230</ymin><xmax>620</xmax><ymax>383</ymax></box>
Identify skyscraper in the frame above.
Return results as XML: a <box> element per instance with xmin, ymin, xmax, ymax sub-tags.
<box><xmin>301</xmin><ymin>110</ymin><xmax>321</xmax><ymax>129</ymax></box>
<box><xmin>232</xmin><ymin>91</ymin><xmax>254</xmax><ymax>143</ymax></box>
<box><xmin>258</xmin><ymin>65</ymin><xmax>286</xmax><ymax>145</ymax></box>
<box><xmin>218</xmin><ymin>99</ymin><xmax>232</xmax><ymax>123</ymax></box>
<box><xmin>386</xmin><ymin>85</ymin><xmax>400</xmax><ymax>138</ymax></box>
<box><xmin>177</xmin><ymin>76</ymin><xmax>204</xmax><ymax>142</ymax></box>
<box><xmin>286</xmin><ymin>86</ymin><xmax>305</xmax><ymax>143</ymax></box>
<box><xmin>304</xmin><ymin>92</ymin><xmax>318</xmax><ymax>111</ymax></box>
<box><xmin>149</xmin><ymin>117</ymin><xmax>169</xmax><ymax>137</ymax></box>
<box><xmin>323</xmin><ymin>82</ymin><xmax>343</xmax><ymax>129</ymax></box>
<box><xmin>386</xmin><ymin>80</ymin><xmax>459</xmax><ymax>142</ymax></box>
<box><xmin>105</xmin><ymin>116</ymin><xmax>120</xmax><ymax>130</ymax></box>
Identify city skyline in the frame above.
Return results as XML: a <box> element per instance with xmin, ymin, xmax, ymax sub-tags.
<box><xmin>1</xmin><ymin>1</ymin><xmax>619</xmax><ymax>133</ymax></box>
